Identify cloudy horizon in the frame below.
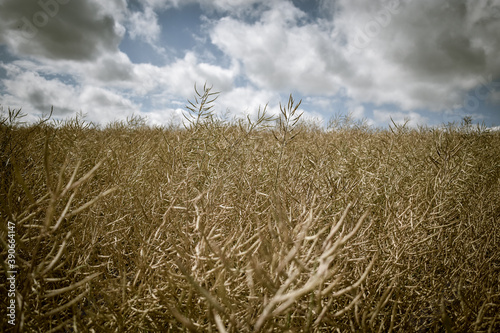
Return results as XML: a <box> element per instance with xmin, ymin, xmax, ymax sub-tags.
<box><xmin>1</xmin><ymin>0</ymin><xmax>499</xmax><ymax>128</ymax></box>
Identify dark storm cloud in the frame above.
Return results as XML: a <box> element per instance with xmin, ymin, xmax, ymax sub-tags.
<box><xmin>398</xmin><ymin>32</ymin><xmax>486</xmax><ymax>82</ymax></box>
<box><xmin>0</xmin><ymin>0</ymin><xmax>123</xmax><ymax>61</ymax></box>
<box><xmin>382</xmin><ymin>0</ymin><xmax>494</xmax><ymax>79</ymax></box>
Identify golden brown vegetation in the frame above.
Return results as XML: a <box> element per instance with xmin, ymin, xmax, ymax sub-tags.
<box><xmin>1</xmin><ymin>90</ymin><xmax>499</xmax><ymax>332</ymax></box>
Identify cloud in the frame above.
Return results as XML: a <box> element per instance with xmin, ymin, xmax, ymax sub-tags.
<box><xmin>373</xmin><ymin>109</ymin><xmax>429</xmax><ymax>128</ymax></box>
<box><xmin>305</xmin><ymin>97</ymin><xmax>336</xmax><ymax>110</ymax></box>
<box><xmin>1</xmin><ymin>0</ymin><xmax>500</xmax><ymax>128</ymax></box>
<box><xmin>218</xmin><ymin>86</ymin><xmax>279</xmax><ymax>118</ymax></box>
<box><xmin>333</xmin><ymin>0</ymin><xmax>500</xmax><ymax>111</ymax></box>
<box><xmin>128</xmin><ymin>6</ymin><xmax>161</xmax><ymax>44</ymax></box>
<box><xmin>488</xmin><ymin>89</ymin><xmax>500</xmax><ymax>105</ymax></box>
<box><xmin>0</xmin><ymin>61</ymin><xmax>139</xmax><ymax>123</ymax></box>
<box><xmin>79</xmin><ymin>86</ymin><xmax>138</xmax><ymax>123</ymax></box>
<box><xmin>84</xmin><ymin>52</ymin><xmax>136</xmax><ymax>83</ymax></box>
<box><xmin>1</xmin><ymin>67</ymin><xmax>79</xmax><ymax>116</ymax></box>
<box><xmin>0</xmin><ymin>0</ymin><xmax>124</xmax><ymax>61</ymax></box>
<box><xmin>132</xmin><ymin>52</ymin><xmax>238</xmax><ymax>97</ymax></box>
<box><xmin>217</xmin><ymin>86</ymin><xmax>325</xmax><ymax>126</ymax></box>
<box><xmin>349</xmin><ymin>105</ymin><xmax>365</xmax><ymax>120</ymax></box>
<box><xmin>142</xmin><ymin>0</ymin><xmax>273</xmax><ymax>14</ymax></box>
<box><xmin>0</xmin><ymin>48</ymin><xmax>239</xmax><ymax>125</ymax></box>
<box><xmin>144</xmin><ymin>107</ymin><xmax>185</xmax><ymax>126</ymax></box>
<box><xmin>210</xmin><ymin>0</ymin><xmax>500</xmax><ymax>115</ymax></box>
<box><xmin>210</xmin><ymin>1</ymin><xmax>347</xmax><ymax>95</ymax></box>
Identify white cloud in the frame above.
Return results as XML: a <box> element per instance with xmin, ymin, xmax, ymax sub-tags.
<box><xmin>305</xmin><ymin>97</ymin><xmax>336</xmax><ymax>110</ymax></box>
<box><xmin>144</xmin><ymin>108</ymin><xmax>185</xmax><ymax>126</ymax></box>
<box><xmin>0</xmin><ymin>48</ymin><xmax>240</xmax><ymax>125</ymax></box>
<box><xmin>210</xmin><ymin>2</ymin><xmax>345</xmax><ymax>95</ymax></box>
<box><xmin>350</xmin><ymin>105</ymin><xmax>365</xmax><ymax>120</ymax></box>
<box><xmin>218</xmin><ymin>87</ymin><xmax>325</xmax><ymax>127</ymax></box>
<box><xmin>143</xmin><ymin>0</ymin><xmax>275</xmax><ymax>15</ymax></box>
<box><xmin>141</xmin><ymin>0</ymin><xmax>181</xmax><ymax>10</ymax></box>
<box><xmin>373</xmin><ymin>109</ymin><xmax>429</xmax><ymax>128</ymax></box>
<box><xmin>85</xmin><ymin>52</ymin><xmax>136</xmax><ymax>83</ymax></box>
<box><xmin>218</xmin><ymin>86</ymin><xmax>279</xmax><ymax>119</ymax></box>
<box><xmin>299</xmin><ymin>109</ymin><xmax>325</xmax><ymax>127</ymax></box>
<box><xmin>210</xmin><ymin>0</ymin><xmax>500</xmax><ymax>115</ymax></box>
<box><xmin>79</xmin><ymin>86</ymin><xmax>138</xmax><ymax>123</ymax></box>
<box><xmin>132</xmin><ymin>52</ymin><xmax>238</xmax><ymax>97</ymax></box>
<box><xmin>128</xmin><ymin>6</ymin><xmax>161</xmax><ymax>44</ymax></box>
<box><xmin>1</xmin><ymin>69</ymin><xmax>79</xmax><ymax>116</ymax></box>
<box><xmin>0</xmin><ymin>62</ymin><xmax>140</xmax><ymax>124</ymax></box>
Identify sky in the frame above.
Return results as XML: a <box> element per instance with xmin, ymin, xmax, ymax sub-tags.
<box><xmin>0</xmin><ymin>0</ymin><xmax>499</xmax><ymax>128</ymax></box>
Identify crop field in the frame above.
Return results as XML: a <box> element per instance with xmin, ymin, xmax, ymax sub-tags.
<box><xmin>1</xmin><ymin>91</ymin><xmax>500</xmax><ymax>332</ymax></box>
